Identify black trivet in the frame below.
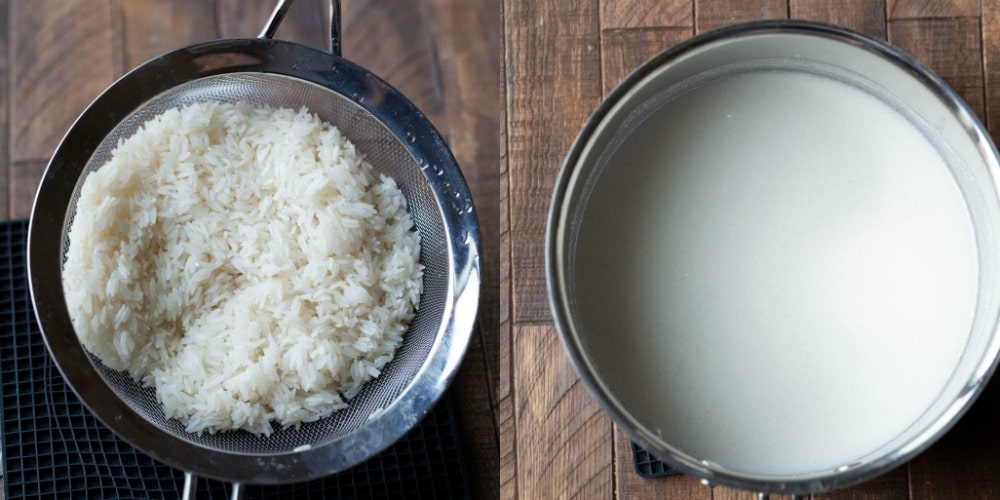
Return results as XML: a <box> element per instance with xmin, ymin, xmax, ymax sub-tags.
<box><xmin>631</xmin><ymin>442</ymin><xmax>680</xmax><ymax>479</ymax></box>
<box><xmin>0</xmin><ymin>219</ymin><xmax>470</xmax><ymax>499</ymax></box>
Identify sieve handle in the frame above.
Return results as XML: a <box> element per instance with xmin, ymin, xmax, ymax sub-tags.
<box><xmin>330</xmin><ymin>0</ymin><xmax>342</xmax><ymax>56</ymax></box>
<box><xmin>181</xmin><ymin>471</ymin><xmax>245</xmax><ymax>500</ymax></box>
<box><xmin>182</xmin><ymin>472</ymin><xmax>196</xmax><ymax>500</ymax></box>
<box><xmin>259</xmin><ymin>0</ymin><xmax>343</xmax><ymax>57</ymax></box>
<box><xmin>259</xmin><ymin>0</ymin><xmax>293</xmax><ymax>39</ymax></box>
<box><xmin>230</xmin><ymin>482</ymin><xmax>246</xmax><ymax>500</ymax></box>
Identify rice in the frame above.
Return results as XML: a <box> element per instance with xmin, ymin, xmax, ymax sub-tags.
<box><xmin>62</xmin><ymin>102</ymin><xmax>423</xmax><ymax>436</ymax></box>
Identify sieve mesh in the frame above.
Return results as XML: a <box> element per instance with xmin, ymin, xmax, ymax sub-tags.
<box><xmin>62</xmin><ymin>73</ymin><xmax>450</xmax><ymax>455</ymax></box>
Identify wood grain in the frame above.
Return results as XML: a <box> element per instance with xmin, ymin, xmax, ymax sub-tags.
<box><xmin>117</xmin><ymin>0</ymin><xmax>217</xmax><ymax>71</ymax></box>
<box><xmin>600</xmin><ymin>27</ymin><xmax>691</xmax><ymax>95</ymax></box>
<box><xmin>451</xmin><ymin>325</ymin><xmax>501</xmax><ymax>500</ymax></box>
<box><xmin>790</xmin><ymin>0</ymin><xmax>887</xmax><ymax>39</ymax></box>
<box><xmin>9</xmin><ymin>161</ymin><xmax>44</xmax><ymax>219</ymax></box>
<box><xmin>695</xmin><ymin>0</ymin><xmax>789</xmax><ymax>32</ymax></box>
<box><xmin>887</xmin><ymin>0</ymin><xmax>980</xmax><ymax>19</ymax></box>
<box><xmin>513</xmin><ymin>324</ymin><xmax>613</xmax><ymax>499</ymax></box>
<box><xmin>499</xmin><ymin>388</ymin><xmax>518</xmax><ymax>500</ymax></box>
<box><xmin>888</xmin><ymin>17</ymin><xmax>985</xmax><ymax>119</ymax></box>
<box><xmin>984</xmin><ymin>0</ymin><xmax>1000</xmax><ymax>140</ymax></box>
<box><xmin>601</xmin><ymin>0</ymin><xmax>692</xmax><ymax>29</ymax></box>
<box><xmin>0</xmin><ymin>0</ymin><xmax>8</xmax><ymax>220</ymax></box>
<box><xmin>340</xmin><ymin>0</ymin><xmax>445</xmax><ymax>128</ymax></box>
<box><xmin>815</xmin><ymin>468</ymin><xmax>909</xmax><ymax>500</ymax></box>
<box><xmin>217</xmin><ymin>0</ymin><xmax>328</xmax><ymax>49</ymax></box>
<box><xmin>909</xmin><ymin>376</ymin><xmax>1000</xmax><ymax>500</ymax></box>
<box><xmin>506</xmin><ymin>0</ymin><xmax>602</xmax><ymax>323</ymax></box>
<box><xmin>421</xmin><ymin>0</ymin><xmax>502</xmax><ymax>496</ymax></box>
<box><xmin>500</xmin><ymin>3</ymin><xmax>516</xmax><ymax>493</ymax></box>
<box><xmin>10</xmin><ymin>0</ymin><xmax>116</xmax><ymax>163</ymax></box>
<box><xmin>425</xmin><ymin>0</ymin><xmax>502</xmax><ymax>392</ymax></box>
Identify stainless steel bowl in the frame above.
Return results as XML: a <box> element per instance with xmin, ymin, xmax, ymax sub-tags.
<box><xmin>28</xmin><ymin>0</ymin><xmax>480</xmax><ymax>496</ymax></box>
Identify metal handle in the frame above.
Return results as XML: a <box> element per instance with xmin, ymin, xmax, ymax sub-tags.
<box><xmin>259</xmin><ymin>0</ymin><xmax>293</xmax><ymax>39</ymax></box>
<box><xmin>259</xmin><ymin>0</ymin><xmax>343</xmax><ymax>57</ymax></box>
<box><xmin>182</xmin><ymin>472</ymin><xmax>196</xmax><ymax>500</ymax></box>
<box><xmin>231</xmin><ymin>482</ymin><xmax>246</xmax><ymax>500</ymax></box>
<box><xmin>329</xmin><ymin>0</ymin><xmax>342</xmax><ymax>56</ymax></box>
<box><xmin>181</xmin><ymin>472</ymin><xmax>244</xmax><ymax>499</ymax></box>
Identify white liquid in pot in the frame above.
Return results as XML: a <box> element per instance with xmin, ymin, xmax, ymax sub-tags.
<box><xmin>573</xmin><ymin>69</ymin><xmax>978</xmax><ymax>476</ymax></box>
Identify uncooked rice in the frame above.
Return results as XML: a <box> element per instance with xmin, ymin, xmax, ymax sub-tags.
<box><xmin>62</xmin><ymin>102</ymin><xmax>423</xmax><ymax>436</ymax></box>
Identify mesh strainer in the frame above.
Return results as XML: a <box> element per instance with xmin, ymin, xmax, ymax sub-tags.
<box><xmin>26</xmin><ymin>0</ymin><xmax>480</xmax><ymax>495</ymax></box>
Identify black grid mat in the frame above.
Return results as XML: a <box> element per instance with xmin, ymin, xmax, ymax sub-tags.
<box><xmin>0</xmin><ymin>219</ymin><xmax>470</xmax><ymax>499</ymax></box>
<box><xmin>631</xmin><ymin>442</ymin><xmax>680</xmax><ymax>479</ymax></box>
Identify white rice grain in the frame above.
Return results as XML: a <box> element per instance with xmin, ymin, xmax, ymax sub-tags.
<box><xmin>62</xmin><ymin>102</ymin><xmax>423</xmax><ymax>436</ymax></box>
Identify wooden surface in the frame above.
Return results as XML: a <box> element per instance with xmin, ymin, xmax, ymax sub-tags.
<box><xmin>0</xmin><ymin>1</ymin><xmax>500</xmax><ymax>499</ymax></box>
<box><xmin>502</xmin><ymin>0</ymin><xmax>1000</xmax><ymax>499</ymax></box>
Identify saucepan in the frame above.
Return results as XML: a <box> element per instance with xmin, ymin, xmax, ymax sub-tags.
<box><xmin>548</xmin><ymin>20</ymin><xmax>1000</xmax><ymax>494</ymax></box>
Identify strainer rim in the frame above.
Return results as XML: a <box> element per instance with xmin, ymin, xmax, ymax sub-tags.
<box><xmin>27</xmin><ymin>37</ymin><xmax>480</xmax><ymax>484</ymax></box>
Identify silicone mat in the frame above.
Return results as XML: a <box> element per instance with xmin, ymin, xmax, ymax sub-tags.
<box><xmin>0</xmin><ymin>219</ymin><xmax>470</xmax><ymax>499</ymax></box>
<box><xmin>631</xmin><ymin>442</ymin><xmax>680</xmax><ymax>479</ymax></box>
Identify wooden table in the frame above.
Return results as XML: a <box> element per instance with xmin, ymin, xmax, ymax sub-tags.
<box><xmin>502</xmin><ymin>0</ymin><xmax>1000</xmax><ymax>498</ymax></box>
<box><xmin>0</xmin><ymin>1</ymin><xmax>500</xmax><ymax>499</ymax></box>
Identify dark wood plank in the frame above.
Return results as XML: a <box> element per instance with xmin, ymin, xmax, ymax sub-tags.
<box><xmin>888</xmin><ymin>18</ymin><xmax>985</xmax><ymax>121</ymax></box>
<box><xmin>0</xmin><ymin>0</ymin><xmax>8</xmax><ymax>220</ymax></box>
<box><xmin>613</xmin><ymin>427</ymin><xmax>709</xmax><ymax>499</ymax></box>
<box><xmin>500</xmin><ymin>8</ymin><xmax>515</xmax><ymax>494</ymax></box>
<box><xmin>909</xmin><ymin>377</ymin><xmax>1000</xmax><ymax>499</ymax></box>
<box><xmin>601</xmin><ymin>0</ymin><xmax>692</xmax><ymax>29</ymax></box>
<box><xmin>420</xmin><ymin>0</ymin><xmax>502</xmax><ymax>494</ymax></box>
<box><xmin>10</xmin><ymin>0</ymin><xmax>116</xmax><ymax>164</ymax></box>
<box><xmin>340</xmin><ymin>0</ymin><xmax>445</xmax><ymax>128</ymax></box>
<box><xmin>887</xmin><ymin>0</ymin><xmax>980</xmax><ymax>19</ymax></box>
<box><xmin>600</xmin><ymin>27</ymin><xmax>691</xmax><ymax>95</ymax></box>
<box><xmin>499</xmin><ymin>0</ymin><xmax>512</xmax><ymax>409</ymax></box>
<box><xmin>499</xmin><ymin>385</ymin><xmax>517</xmax><ymax>500</ymax></box>
<box><xmin>118</xmin><ymin>0</ymin><xmax>217</xmax><ymax>71</ymax></box>
<box><xmin>425</xmin><ymin>0</ymin><xmax>502</xmax><ymax>395</ymax></box>
<box><xmin>450</xmin><ymin>324</ymin><xmax>500</xmax><ymax>500</ymax></box>
<box><xmin>217</xmin><ymin>0</ymin><xmax>328</xmax><ymax>49</ymax></box>
<box><xmin>506</xmin><ymin>0</ymin><xmax>602</xmax><ymax>323</ymax></box>
<box><xmin>695</xmin><ymin>0</ymin><xmax>789</xmax><ymax>33</ymax></box>
<box><xmin>513</xmin><ymin>324</ymin><xmax>613</xmax><ymax>498</ymax></box>
<box><xmin>789</xmin><ymin>0</ymin><xmax>887</xmax><ymax>39</ymax></box>
<box><xmin>815</xmin><ymin>467</ymin><xmax>909</xmax><ymax>499</ymax></box>
<box><xmin>984</xmin><ymin>0</ymin><xmax>1000</xmax><ymax>140</ymax></box>
<box><xmin>10</xmin><ymin>160</ymin><xmax>46</xmax><ymax>219</ymax></box>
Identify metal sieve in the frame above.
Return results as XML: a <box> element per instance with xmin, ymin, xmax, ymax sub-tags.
<box><xmin>27</xmin><ymin>0</ymin><xmax>480</xmax><ymax>496</ymax></box>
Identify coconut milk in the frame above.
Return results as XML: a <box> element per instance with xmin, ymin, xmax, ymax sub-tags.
<box><xmin>573</xmin><ymin>69</ymin><xmax>978</xmax><ymax>476</ymax></box>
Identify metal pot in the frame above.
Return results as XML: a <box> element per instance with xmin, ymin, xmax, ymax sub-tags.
<box><xmin>547</xmin><ymin>20</ymin><xmax>1000</xmax><ymax>494</ymax></box>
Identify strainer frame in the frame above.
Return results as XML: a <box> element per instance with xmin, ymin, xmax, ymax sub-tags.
<box><xmin>27</xmin><ymin>37</ymin><xmax>480</xmax><ymax>484</ymax></box>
